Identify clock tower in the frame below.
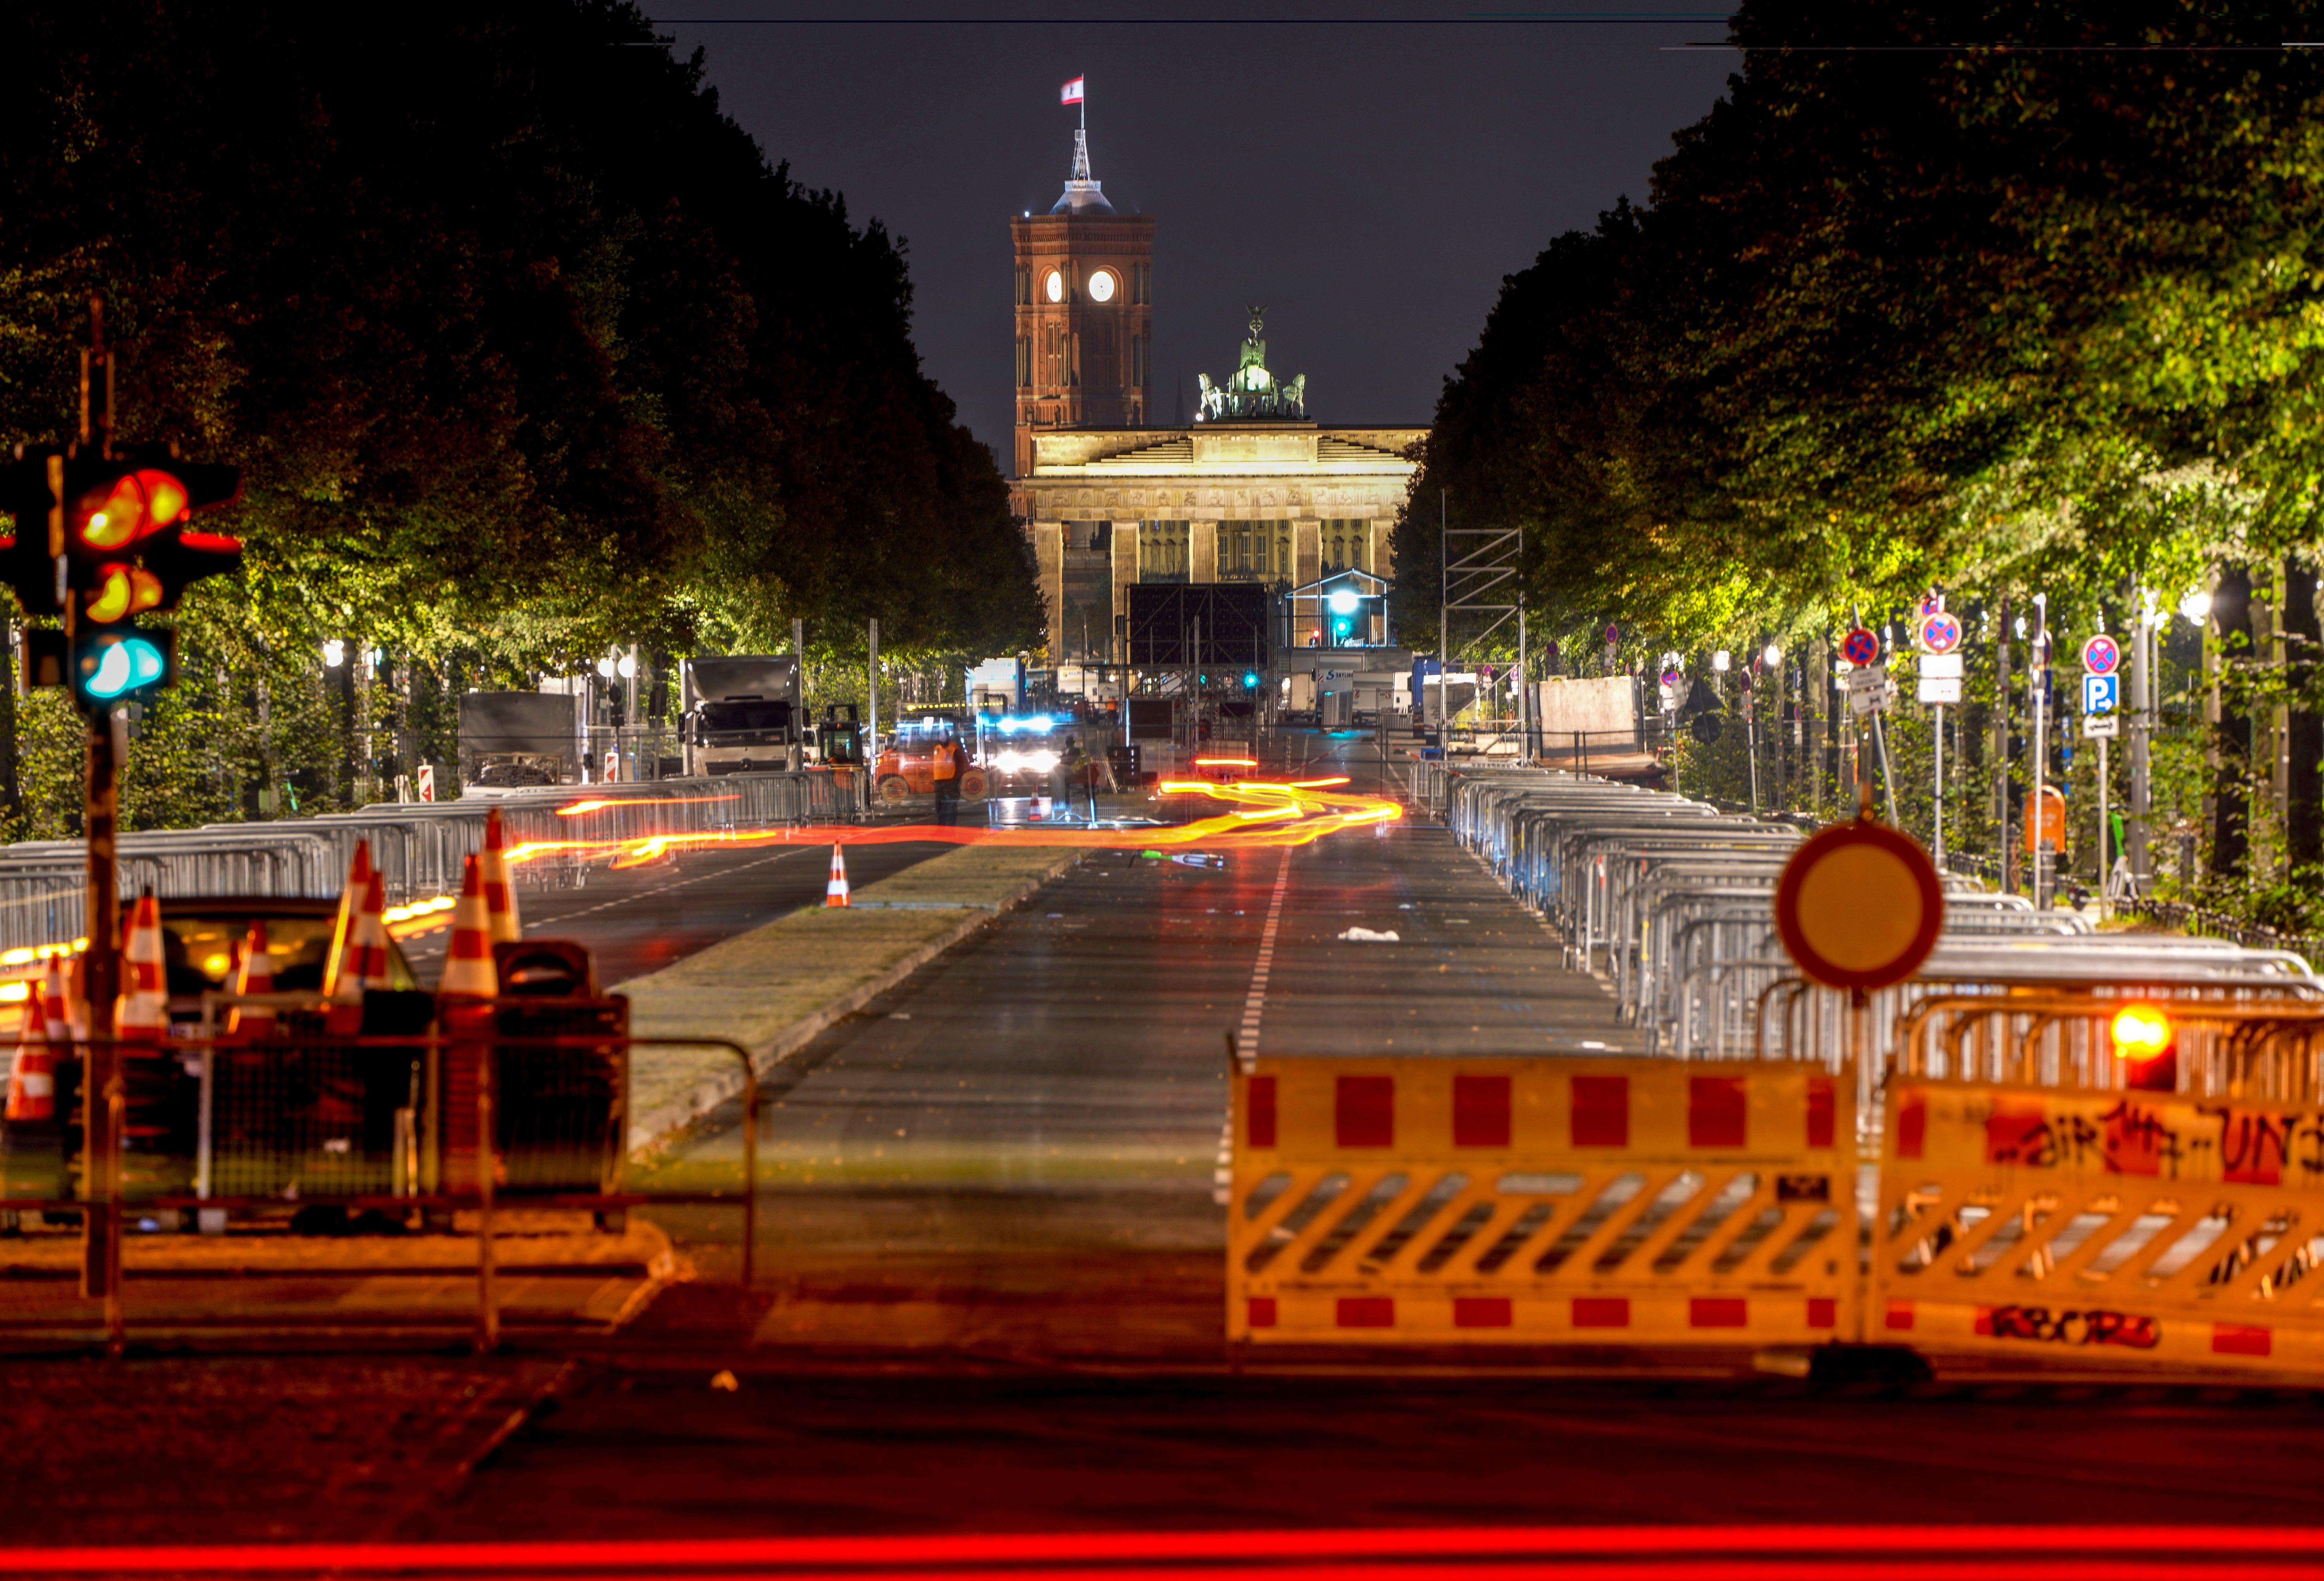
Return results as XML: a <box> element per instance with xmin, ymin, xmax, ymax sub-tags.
<box><xmin>1010</xmin><ymin>127</ymin><xmax>1155</xmax><ymax>476</ymax></box>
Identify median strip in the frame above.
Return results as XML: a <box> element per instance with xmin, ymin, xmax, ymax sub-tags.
<box><xmin>619</xmin><ymin>842</ymin><xmax>1084</xmax><ymax>1153</ymax></box>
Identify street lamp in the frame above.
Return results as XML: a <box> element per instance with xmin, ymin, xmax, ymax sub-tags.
<box><xmin>595</xmin><ymin>657</ymin><xmax>616</xmax><ymax>680</ymax></box>
<box><xmin>2178</xmin><ymin>588</ymin><xmax>2213</xmax><ymax>622</ymax></box>
<box><xmin>321</xmin><ymin>639</ymin><xmax>345</xmax><ymax>668</ymax></box>
<box><xmin>617</xmin><ymin>653</ymin><xmax>637</xmax><ymax>680</ymax></box>
<box><xmin>1711</xmin><ymin>650</ymin><xmax>1731</xmax><ymax>673</ymax></box>
<box><xmin>1762</xmin><ymin>643</ymin><xmax>1781</xmax><ymax>669</ymax></box>
<box><xmin>1327</xmin><ymin>589</ymin><xmax>1360</xmax><ymax>615</ymax></box>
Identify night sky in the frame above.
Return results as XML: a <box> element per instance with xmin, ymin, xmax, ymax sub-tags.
<box><xmin>653</xmin><ymin>3</ymin><xmax>1737</xmax><ymax>472</ymax></box>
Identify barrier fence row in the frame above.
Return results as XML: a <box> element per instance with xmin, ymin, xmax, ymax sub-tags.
<box><xmin>0</xmin><ymin>769</ymin><xmax>863</xmax><ymax>953</ymax></box>
<box><xmin>0</xmin><ymin>1022</ymin><xmax>759</xmax><ymax>1352</ymax></box>
<box><xmin>1229</xmin><ymin>1044</ymin><xmax>2324</xmax><ymax>1375</ymax></box>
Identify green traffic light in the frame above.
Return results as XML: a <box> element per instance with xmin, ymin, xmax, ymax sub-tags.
<box><xmin>81</xmin><ymin>634</ymin><xmax>167</xmax><ymax>701</ymax></box>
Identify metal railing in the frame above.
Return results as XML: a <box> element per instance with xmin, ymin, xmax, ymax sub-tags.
<box><xmin>0</xmin><ymin>769</ymin><xmax>862</xmax><ymax>952</ymax></box>
<box><xmin>0</xmin><ymin>1025</ymin><xmax>760</xmax><ymax>1353</ymax></box>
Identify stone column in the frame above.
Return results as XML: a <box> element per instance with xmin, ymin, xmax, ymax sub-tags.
<box><xmin>1110</xmin><ymin>523</ymin><xmax>1140</xmax><ymax>662</ymax></box>
<box><xmin>1034</xmin><ymin>521</ymin><xmax>1065</xmax><ymax>659</ymax></box>
<box><xmin>1294</xmin><ymin>521</ymin><xmax>1322</xmax><ymax>646</ymax></box>
<box><xmin>1190</xmin><ymin>521</ymin><xmax>1219</xmax><ymax>584</ymax></box>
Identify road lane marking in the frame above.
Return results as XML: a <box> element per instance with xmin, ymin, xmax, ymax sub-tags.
<box><xmin>1218</xmin><ymin>844</ymin><xmax>1295</xmax><ymax>1205</ymax></box>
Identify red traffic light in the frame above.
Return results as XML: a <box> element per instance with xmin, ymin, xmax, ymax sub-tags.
<box><xmin>70</xmin><ymin>467</ymin><xmax>191</xmax><ymax>552</ymax></box>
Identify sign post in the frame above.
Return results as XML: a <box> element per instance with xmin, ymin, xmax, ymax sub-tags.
<box><xmin>1917</xmin><ymin>608</ymin><xmax>1963</xmax><ymax>870</ymax></box>
<box><xmin>2083</xmin><ymin>633</ymin><xmax>2121</xmax><ymax>917</ymax></box>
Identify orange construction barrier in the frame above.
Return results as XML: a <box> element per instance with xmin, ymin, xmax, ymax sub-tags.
<box><xmin>1228</xmin><ymin>1056</ymin><xmax>1855</xmax><ymax>1348</ymax></box>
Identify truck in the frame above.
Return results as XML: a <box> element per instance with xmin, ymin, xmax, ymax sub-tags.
<box><xmin>682</xmin><ymin>656</ymin><xmax>799</xmax><ymax>776</ymax></box>
<box><xmin>459</xmin><ymin>692</ymin><xmax>581</xmax><ymax>788</ymax></box>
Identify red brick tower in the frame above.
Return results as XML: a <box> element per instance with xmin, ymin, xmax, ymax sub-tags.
<box><xmin>1010</xmin><ymin>126</ymin><xmax>1155</xmax><ymax>477</ymax></box>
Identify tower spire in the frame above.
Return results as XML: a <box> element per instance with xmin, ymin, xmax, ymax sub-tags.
<box><xmin>1071</xmin><ymin>127</ymin><xmax>1092</xmax><ymax>183</ymax></box>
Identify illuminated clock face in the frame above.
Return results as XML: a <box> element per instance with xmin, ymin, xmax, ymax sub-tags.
<box><xmin>1044</xmin><ymin>270</ymin><xmax>1064</xmax><ymax>303</ymax></box>
<box><xmin>1087</xmin><ymin>270</ymin><xmax>1116</xmax><ymax>303</ymax></box>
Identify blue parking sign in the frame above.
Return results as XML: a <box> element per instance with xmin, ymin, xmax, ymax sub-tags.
<box><xmin>2083</xmin><ymin>673</ymin><xmax>2118</xmax><ymax>714</ymax></box>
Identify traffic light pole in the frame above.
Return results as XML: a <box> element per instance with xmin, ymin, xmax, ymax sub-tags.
<box><xmin>80</xmin><ymin>700</ymin><xmax>124</xmax><ymax>1330</ymax></box>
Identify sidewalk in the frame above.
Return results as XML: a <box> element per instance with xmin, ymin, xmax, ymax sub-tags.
<box><xmin>0</xmin><ymin>1211</ymin><xmax>678</xmax><ymax>1347</ymax></box>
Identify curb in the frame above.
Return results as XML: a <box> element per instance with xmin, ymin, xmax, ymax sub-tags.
<box><xmin>625</xmin><ymin>848</ymin><xmax>1083</xmax><ymax>1156</ymax></box>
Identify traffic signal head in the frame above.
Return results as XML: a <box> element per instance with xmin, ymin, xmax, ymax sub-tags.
<box><xmin>60</xmin><ymin>454</ymin><xmax>240</xmax><ymax>611</ymax></box>
<box><xmin>73</xmin><ymin>628</ymin><xmax>174</xmax><ymax>708</ymax></box>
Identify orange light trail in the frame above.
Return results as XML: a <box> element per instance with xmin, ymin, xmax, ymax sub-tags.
<box><xmin>481</xmin><ymin>777</ymin><xmax>1406</xmax><ymax>876</ymax></box>
<box><xmin>557</xmin><ymin>793</ymin><xmax>742</xmax><ymax>817</ymax></box>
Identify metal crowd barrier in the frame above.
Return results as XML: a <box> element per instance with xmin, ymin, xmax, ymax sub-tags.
<box><xmin>0</xmin><ymin>770</ymin><xmax>858</xmax><ymax>952</ymax></box>
<box><xmin>0</xmin><ymin>1023</ymin><xmax>762</xmax><ymax>1353</ymax></box>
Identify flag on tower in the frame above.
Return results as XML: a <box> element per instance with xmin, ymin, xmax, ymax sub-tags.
<box><xmin>1061</xmin><ymin>76</ymin><xmax>1084</xmax><ymax>105</ymax></box>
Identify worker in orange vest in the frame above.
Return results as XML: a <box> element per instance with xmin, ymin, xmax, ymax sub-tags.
<box><xmin>932</xmin><ymin>730</ymin><xmax>963</xmax><ymax>826</ymax></box>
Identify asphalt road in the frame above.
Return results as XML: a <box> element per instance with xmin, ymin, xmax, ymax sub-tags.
<box><xmin>628</xmin><ymin>730</ymin><xmax>1635</xmax><ymax>1354</ymax></box>
<box><xmin>430</xmin><ymin>1366</ymin><xmax>2324</xmax><ymax>1539</ymax></box>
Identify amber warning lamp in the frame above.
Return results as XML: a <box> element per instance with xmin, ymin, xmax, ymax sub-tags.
<box><xmin>2109</xmin><ymin>1002</ymin><xmax>2178</xmax><ymax>1093</ymax></box>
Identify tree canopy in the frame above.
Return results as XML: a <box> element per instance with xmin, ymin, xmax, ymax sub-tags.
<box><xmin>1394</xmin><ymin>2</ymin><xmax>2324</xmax><ymax>648</ymax></box>
<box><xmin>0</xmin><ymin>0</ymin><xmax>1040</xmax><ymax>673</ymax></box>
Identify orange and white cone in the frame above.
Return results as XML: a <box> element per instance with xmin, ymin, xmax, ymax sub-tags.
<box><xmin>480</xmin><ymin>807</ymin><xmax>523</xmax><ymax>944</ymax></box>
<box><xmin>324</xmin><ymin>869</ymin><xmax>394</xmax><ymax>1002</ymax></box>
<box><xmin>438</xmin><ymin>853</ymin><xmax>498</xmax><ymax>999</ymax></box>
<box><xmin>825</xmin><ymin>844</ymin><xmax>850</xmax><ymax>908</ymax></box>
<box><xmin>324</xmin><ymin>840</ymin><xmax>376</xmax><ymax>1001</ymax></box>
<box><xmin>42</xmin><ymin>958</ymin><xmax>73</xmax><ymax>1046</ymax></box>
<box><xmin>226</xmin><ymin>920</ymin><xmax>277</xmax><ymax>1043</ymax></box>
<box><xmin>117</xmin><ymin>889</ymin><xmax>168</xmax><ymax>1043</ymax></box>
<box><xmin>6</xmin><ymin>977</ymin><xmax>55</xmax><ymax>1122</ymax></box>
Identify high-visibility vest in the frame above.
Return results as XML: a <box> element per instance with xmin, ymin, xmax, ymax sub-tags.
<box><xmin>932</xmin><ymin>743</ymin><xmax>958</xmax><ymax>781</ymax></box>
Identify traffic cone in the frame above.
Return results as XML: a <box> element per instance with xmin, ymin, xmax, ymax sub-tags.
<box><xmin>42</xmin><ymin>958</ymin><xmax>73</xmax><ymax>1047</ymax></box>
<box><xmin>323</xmin><ymin>840</ymin><xmax>375</xmax><ymax>1000</ymax></box>
<box><xmin>226</xmin><ymin>920</ymin><xmax>276</xmax><ymax>1043</ymax></box>
<box><xmin>825</xmin><ymin>844</ymin><xmax>850</xmax><ymax>908</ymax></box>
<box><xmin>438</xmin><ymin>853</ymin><xmax>498</xmax><ymax>999</ymax></box>
<box><xmin>324</xmin><ymin>869</ymin><xmax>394</xmax><ymax>1002</ymax></box>
<box><xmin>6</xmin><ymin>977</ymin><xmax>55</xmax><ymax>1122</ymax></box>
<box><xmin>480</xmin><ymin>807</ymin><xmax>523</xmax><ymax>944</ymax></box>
<box><xmin>117</xmin><ymin>889</ymin><xmax>168</xmax><ymax>1043</ymax></box>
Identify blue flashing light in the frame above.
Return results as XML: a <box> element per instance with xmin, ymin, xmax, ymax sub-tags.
<box><xmin>1242</xmin><ymin>671</ymin><xmax>1259</xmax><ymax>689</ymax></box>
<box><xmin>994</xmin><ymin>714</ymin><xmax>1055</xmax><ymax>735</ymax></box>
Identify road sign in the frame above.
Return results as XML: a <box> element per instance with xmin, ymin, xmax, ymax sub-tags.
<box><xmin>2082</xmin><ymin>634</ymin><xmax>2120</xmax><ymax>676</ymax></box>
<box><xmin>1917</xmin><ymin>612</ymin><xmax>1962</xmax><ymax>655</ymax></box>
<box><xmin>1919</xmin><ymin>652</ymin><xmax>1964</xmax><ymax>679</ymax></box>
<box><xmin>1774</xmin><ymin>819</ymin><xmax>1944</xmax><ymax>992</ymax></box>
<box><xmin>2083</xmin><ymin>674</ymin><xmax>2118</xmax><ymax>714</ymax></box>
<box><xmin>417</xmin><ymin>763</ymin><xmax>437</xmax><ymax>803</ymax></box>
<box><xmin>1918</xmin><ymin>677</ymin><xmax>1963</xmax><ymax>705</ymax></box>
<box><xmin>1848</xmin><ymin>679</ymin><xmax>1898</xmax><ymax>716</ymax></box>
<box><xmin>2083</xmin><ymin>712</ymin><xmax>2119</xmax><ymax>739</ymax></box>
<box><xmin>1842</xmin><ymin>627</ymin><xmax>1880</xmax><ymax>667</ymax></box>
<box><xmin>1840</xmin><ymin>661</ymin><xmax>1887</xmax><ymax>692</ymax></box>
<box><xmin>1917</xmin><ymin>590</ymin><xmax>1945</xmax><ymax>619</ymax></box>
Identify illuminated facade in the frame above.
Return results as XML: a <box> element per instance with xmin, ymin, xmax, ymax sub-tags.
<box><xmin>1007</xmin><ymin>136</ymin><xmax>1419</xmax><ymax>661</ymax></box>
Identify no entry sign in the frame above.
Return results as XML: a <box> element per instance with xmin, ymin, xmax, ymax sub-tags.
<box><xmin>1775</xmin><ymin>820</ymin><xmax>1944</xmax><ymax>992</ymax></box>
<box><xmin>1841</xmin><ymin>627</ymin><xmax>1881</xmax><ymax>667</ymax></box>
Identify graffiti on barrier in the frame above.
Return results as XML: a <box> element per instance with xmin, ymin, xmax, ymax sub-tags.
<box><xmin>1977</xmin><ymin>1096</ymin><xmax>2324</xmax><ymax>1186</ymax></box>
<box><xmin>1976</xmin><ymin>1305</ymin><xmax>2161</xmax><ymax>1349</ymax></box>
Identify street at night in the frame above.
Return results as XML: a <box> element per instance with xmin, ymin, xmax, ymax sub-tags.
<box><xmin>3</xmin><ymin>3</ymin><xmax>2324</xmax><ymax>1575</ymax></box>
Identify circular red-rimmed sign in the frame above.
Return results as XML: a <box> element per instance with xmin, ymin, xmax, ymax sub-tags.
<box><xmin>1842</xmin><ymin>627</ymin><xmax>1880</xmax><ymax>667</ymax></box>
<box><xmin>1919</xmin><ymin>612</ymin><xmax>1962</xmax><ymax>656</ymax></box>
<box><xmin>1775</xmin><ymin>819</ymin><xmax>1944</xmax><ymax>992</ymax></box>
<box><xmin>2082</xmin><ymin>634</ymin><xmax>2119</xmax><ymax>676</ymax></box>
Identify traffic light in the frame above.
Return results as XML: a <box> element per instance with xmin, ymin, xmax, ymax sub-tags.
<box><xmin>53</xmin><ymin>451</ymin><xmax>239</xmax><ymax>712</ymax></box>
<box><xmin>0</xmin><ymin>454</ymin><xmax>63</xmax><ymax>618</ymax></box>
